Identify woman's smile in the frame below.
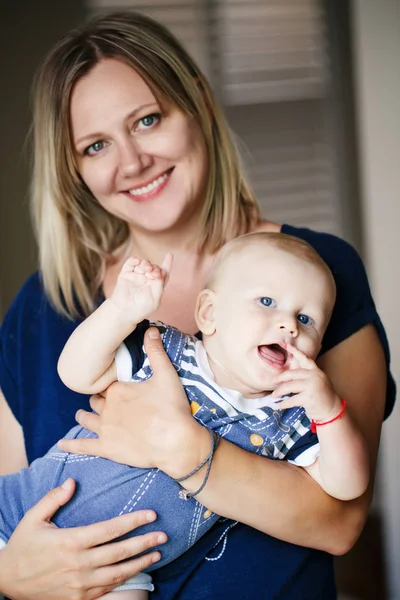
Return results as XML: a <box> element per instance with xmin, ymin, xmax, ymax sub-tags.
<box><xmin>125</xmin><ymin>167</ymin><xmax>174</xmax><ymax>202</ymax></box>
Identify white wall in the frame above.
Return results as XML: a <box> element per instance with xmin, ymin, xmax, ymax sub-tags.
<box><xmin>351</xmin><ymin>1</ymin><xmax>400</xmax><ymax>597</ymax></box>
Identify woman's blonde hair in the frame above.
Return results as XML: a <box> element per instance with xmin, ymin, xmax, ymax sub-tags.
<box><xmin>31</xmin><ymin>10</ymin><xmax>260</xmax><ymax>318</ymax></box>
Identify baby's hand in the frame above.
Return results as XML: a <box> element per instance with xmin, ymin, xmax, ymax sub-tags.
<box><xmin>110</xmin><ymin>254</ymin><xmax>173</xmax><ymax>323</ymax></box>
<box><xmin>272</xmin><ymin>344</ymin><xmax>342</xmax><ymax>422</ymax></box>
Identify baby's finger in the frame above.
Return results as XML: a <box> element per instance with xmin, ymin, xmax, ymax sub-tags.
<box><xmin>273</xmin><ymin>397</ymin><xmax>297</xmax><ymax>410</ymax></box>
<box><xmin>276</xmin><ymin>393</ymin><xmax>307</xmax><ymax>410</ymax></box>
<box><xmin>121</xmin><ymin>257</ymin><xmax>141</xmax><ymax>271</ymax></box>
<box><xmin>134</xmin><ymin>259</ymin><xmax>153</xmax><ymax>274</ymax></box>
<box><xmin>145</xmin><ymin>267</ymin><xmax>163</xmax><ymax>280</ymax></box>
<box><xmin>286</xmin><ymin>344</ymin><xmax>314</xmax><ymax>370</ymax></box>
<box><xmin>274</xmin><ymin>368</ymin><xmax>309</xmax><ymax>384</ymax></box>
<box><xmin>272</xmin><ymin>379</ymin><xmax>308</xmax><ymax>399</ymax></box>
<box><xmin>161</xmin><ymin>253</ymin><xmax>174</xmax><ymax>279</ymax></box>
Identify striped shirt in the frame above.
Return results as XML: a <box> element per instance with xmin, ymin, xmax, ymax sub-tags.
<box><xmin>116</xmin><ymin>321</ymin><xmax>319</xmax><ymax>466</ymax></box>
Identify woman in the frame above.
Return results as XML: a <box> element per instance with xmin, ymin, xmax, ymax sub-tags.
<box><xmin>0</xmin><ymin>10</ymin><xmax>394</xmax><ymax>599</ymax></box>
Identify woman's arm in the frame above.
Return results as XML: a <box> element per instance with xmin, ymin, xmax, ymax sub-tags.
<box><xmin>60</xmin><ymin>324</ymin><xmax>386</xmax><ymax>555</ymax></box>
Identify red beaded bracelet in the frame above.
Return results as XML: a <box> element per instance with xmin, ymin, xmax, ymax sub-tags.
<box><xmin>311</xmin><ymin>398</ymin><xmax>347</xmax><ymax>433</ymax></box>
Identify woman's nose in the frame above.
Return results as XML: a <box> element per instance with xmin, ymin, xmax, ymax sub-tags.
<box><xmin>118</xmin><ymin>139</ymin><xmax>150</xmax><ymax>177</ymax></box>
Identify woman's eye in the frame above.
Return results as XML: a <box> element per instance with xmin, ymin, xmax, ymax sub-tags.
<box><xmin>84</xmin><ymin>141</ymin><xmax>105</xmax><ymax>156</ymax></box>
<box><xmin>260</xmin><ymin>297</ymin><xmax>275</xmax><ymax>307</ymax></box>
<box><xmin>297</xmin><ymin>314</ymin><xmax>312</xmax><ymax>325</ymax></box>
<box><xmin>137</xmin><ymin>113</ymin><xmax>161</xmax><ymax>130</ymax></box>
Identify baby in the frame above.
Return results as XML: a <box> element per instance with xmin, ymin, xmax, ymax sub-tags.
<box><xmin>0</xmin><ymin>232</ymin><xmax>369</xmax><ymax>598</ymax></box>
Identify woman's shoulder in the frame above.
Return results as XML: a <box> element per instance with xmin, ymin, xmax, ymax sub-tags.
<box><xmin>2</xmin><ymin>272</ymin><xmax>52</xmax><ymax>329</ymax></box>
<box><xmin>8</xmin><ymin>271</ymin><xmax>44</xmax><ymax>303</ymax></box>
<box><xmin>281</xmin><ymin>224</ymin><xmax>374</xmax><ymax>343</ymax></box>
<box><xmin>281</xmin><ymin>225</ymin><xmax>370</xmax><ymax>307</ymax></box>
<box><xmin>2</xmin><ymin>272</ymin><xmax>76</xmax><ymax>325</ymax></box>
<box><xmin>1</xmin><ymin>272</ymin><xmax>43</xmax><ymax>330</ymax></box>
<box><xmin>1</xmin><ymin>271</ymin><xmax>78</xmax><ymax>359</ymax></box>
<box><xmin>281</xmin><ymin>224</ymin><xmax>363</xmax><ymax>273</ymax></box>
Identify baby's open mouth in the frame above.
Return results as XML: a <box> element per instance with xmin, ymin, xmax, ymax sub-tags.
<box><xmin>258</xmin><ymin>343</ymin><xmax>288</xmax><ymax>367</ymax></box>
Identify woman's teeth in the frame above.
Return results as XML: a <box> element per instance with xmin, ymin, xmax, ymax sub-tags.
<box><xmin>129</xmin><ymin>172</ymin><xmax>169</xmax><ymax>196</ymax></box>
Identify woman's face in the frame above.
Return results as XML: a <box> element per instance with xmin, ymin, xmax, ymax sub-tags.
<box><xmin>70</xmin><ymin>58</ymin><xmax>208</xmax><ymax>236</ymax></box>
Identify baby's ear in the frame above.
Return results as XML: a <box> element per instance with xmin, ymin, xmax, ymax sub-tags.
<box><xmin>195</xmin><ymin>289</ymin><xmax>217</xmax><ymax>335</ymax></box>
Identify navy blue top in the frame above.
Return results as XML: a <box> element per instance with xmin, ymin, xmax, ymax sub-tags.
<box><xmin>0</xmin><ymin>225</ymin><xmax>396</xmax><ymax>599</ymax></box>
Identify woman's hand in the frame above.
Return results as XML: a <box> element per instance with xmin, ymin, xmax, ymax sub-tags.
<box><xmin>58</xmin><ymin>328</ymin><xmax>210</xmax><ymax>478</ymax></box>
<box><xmin>0</xmin><ymin>478</ymin><xmax>166</xmax><ymax>599</ymax></box>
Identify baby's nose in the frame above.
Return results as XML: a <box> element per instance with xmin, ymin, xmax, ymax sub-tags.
<box><xmin>278</xmin><ymin>319</ymin><xmax>298</xmax><ymax>337</ymax></box>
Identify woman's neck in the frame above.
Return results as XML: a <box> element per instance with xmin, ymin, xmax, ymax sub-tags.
<box><xmin>127</xmin><ymin>221</ymin><xmax>204</xmax><ymax>265</ymax></box>
<box><xmin>103</xmin><ymin>219</ymin><xmax>281</xmax><ymax>332</ymax></box>
<box><xmin>126</xmin><ymin>219</ymin><xmax>281</xmax><ymax>264</ymax></box>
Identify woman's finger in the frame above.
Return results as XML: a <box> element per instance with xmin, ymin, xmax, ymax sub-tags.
<box><xmin>23</xmin><ymin>478</ymin><xmax>76</xmax><ymax>524</ymax></box>
<box><xmin>90</xmin><ymin>394</ymin><xmax>106</xmax><ymax>414</ymax></box>
<box><xmin>75</xmin><ymin>408</ymin><xmax>101</xmax><ymax>433</ymax></box>
<box><xmin>88</xmin><ymin>549</ymin><xmax>162</xmax><ymax>593</ymax></box>
<box><xmin>75</xmin><ymin>510</ymin><xmax>162</xmax><ymax>549</ymax></box>
<box><xmin>143</xmin><ymin>327</ymin><xmax>179</xmax><ymax>380</ymax></box>
<box><xmin>57</xmin><ymin>436</ymin><xmax>101</xmax><ymax>456</ymax></box>
<box><xmin>89</xmin><ymin>527</ymin><xmax>167</xmax><ymax>568</ymax></box>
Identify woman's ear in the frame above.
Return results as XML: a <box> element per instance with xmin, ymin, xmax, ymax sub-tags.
<box><xmin>195</xmin><ymin>289</ymin><xmax>217</xmax><ymax>335</ymax></box>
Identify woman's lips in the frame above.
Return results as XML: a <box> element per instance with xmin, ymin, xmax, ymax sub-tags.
<box><xmin>126</xmin><ymin>168</ymin><xmax>173</xmax><ymax>202</ymax></box>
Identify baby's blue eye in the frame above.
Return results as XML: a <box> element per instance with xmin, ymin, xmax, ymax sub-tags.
<box><xmin>297</xmin><ymin>314</ymin><xmax>311</xmax><ymax>325</ymax></box>
<box><xmin>260</xmin><ymin>297</ymin><xmax>275</xmax><ymax>307</ymax></box>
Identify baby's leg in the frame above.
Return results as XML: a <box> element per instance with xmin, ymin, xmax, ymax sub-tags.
<box><xmin>104</xmin><ymin>591</ymin><xmax>148</xmax><ymax>600</ymax></box>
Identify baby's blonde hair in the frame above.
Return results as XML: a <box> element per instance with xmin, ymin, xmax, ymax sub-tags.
<box><xmin>207</xmin><ymin>232</ymin><xmax>336</xmax><ymax>306</ymax></box>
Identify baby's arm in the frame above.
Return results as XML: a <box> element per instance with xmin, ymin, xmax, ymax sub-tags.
<box><xmin>273</xmin><ymin>345</ymin><xmax>369</xmax><ymax>501</ymax></box>
<box><xmin>58</xmin><ymin>255</ymin><xmax>172</xmax><ymax>394</ymax></box>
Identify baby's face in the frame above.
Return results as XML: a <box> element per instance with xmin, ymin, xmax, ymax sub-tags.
<box><xmin>201</xmin><ymin>245</ymin><xmax>334</xmax><ymax>398</ymax></box>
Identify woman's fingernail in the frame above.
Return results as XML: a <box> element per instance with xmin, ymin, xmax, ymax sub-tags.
<box><xmin>157</xmin><ymin>534</ymin><xmax>167</xmax><ymax>544</ymax></box>
<box><xmin>152</xmin><ymin>552</ymin><xmax>161</xmax><ymax>563</ymax></box>
<box><xmin>148</xmin><ymin>329</ymin><xmax>160</xmax><ymax>339</ymax></box>
<box><xmin>146</xmin><ymin>511</ymin><xmax>156</xmax><ymax>522</ymax></box>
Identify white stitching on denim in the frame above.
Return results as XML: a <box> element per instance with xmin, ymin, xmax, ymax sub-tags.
<box><xmin>119</xmin><ymin>470</ymin><xmax>158</xmax><ymax>515</ymax></box>
<box><xmin>187</xmin><ymin>500</ymin><xmax>202</xmax><ymax>548</ymax></box>
<box><xmin>46</xmin><ymin>455</ymin><xmax>99</xmax><ymax>463</ymax></box>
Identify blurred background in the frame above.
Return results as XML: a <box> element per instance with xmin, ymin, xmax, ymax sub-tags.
<box><xmin>0</xmin><ymin>1</ymin><xmax>399</xmax><ymax>598</ymax></box>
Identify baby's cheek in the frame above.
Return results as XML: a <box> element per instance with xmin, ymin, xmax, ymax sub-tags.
<box><xmin>305</xmin><ymin>337</ymin><xmax>321</xmax><ymax>359</ymax></box>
